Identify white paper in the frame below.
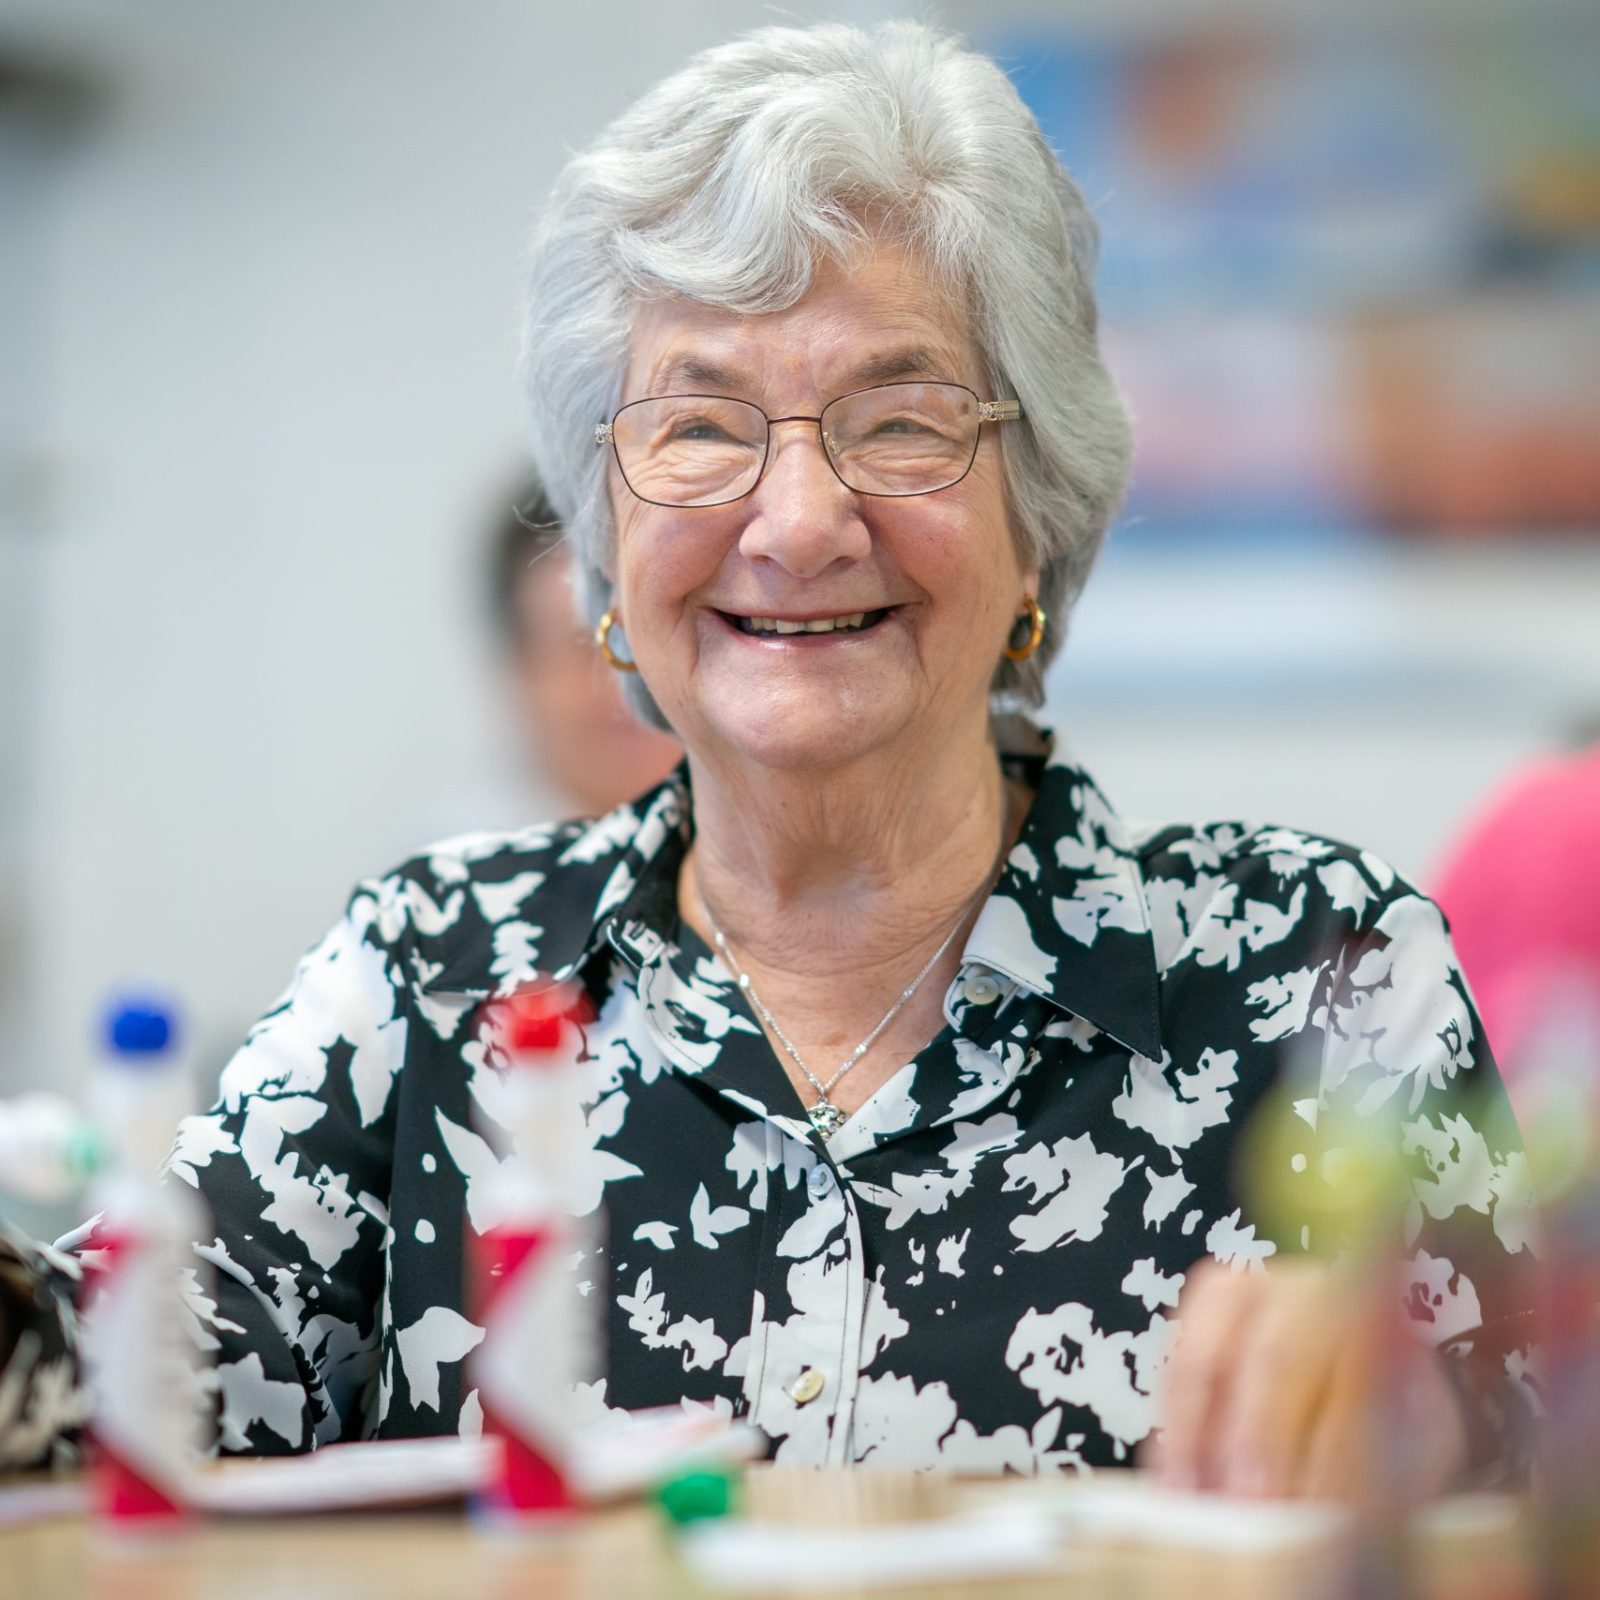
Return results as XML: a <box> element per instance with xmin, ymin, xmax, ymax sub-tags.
<box><xmin>571</xmin><ymin>1408</ymin><xmax>764</xmax><ymax>1501</ymax></box>
<box><xmin>189</xmin><ymin>1408</ymin><xmax>761</xmax><ymax>1516</ymax></box>
<box><xmin>1045</xmin><ymin>1477</ymin><xmax>1348</xmax><ymax>1552</ymax></box>
<box><xmin>192</xmin><ymin>1436</ymin><xmax>495</xmax><ymax>1515</ymax></box>
<box><xmin>958</xmin><ymin>1472</ymin><xmax>1355</xmax><ymax>1554</ymax></box>
<box><xmin>964</xmin><ymin>1473</ymin><xmax>1526</xmax><ymax>1557</ymax></box>
<box><xmin>0</xmin><ymin>1478</ymin><xmax>87</xmax><ymax>1529</ymax></box>
<box><xmin>681</xmin><ymin>1506</ymin><xmax>1065</xmax><ymax>1593</ymax></box>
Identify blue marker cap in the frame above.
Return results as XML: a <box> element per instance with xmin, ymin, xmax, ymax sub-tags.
<box><xmin>106</xmin><ymin>998</ymin><xmax>177</xmax><ymax>1057</ymax></box>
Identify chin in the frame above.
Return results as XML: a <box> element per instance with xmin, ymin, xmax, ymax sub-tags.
<box><xmin>699</xmin><ymin>690</ymin><xmax>908</xmax><ymax>775</ymax></box>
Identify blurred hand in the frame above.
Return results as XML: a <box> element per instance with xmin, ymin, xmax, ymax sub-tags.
<box><xmin>1147</xmin><ymin>1258</ymin><xmax>1468</xmax><ymax>1500</ymax></box>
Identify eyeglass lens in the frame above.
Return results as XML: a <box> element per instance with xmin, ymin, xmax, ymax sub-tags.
<box><xmin>610</xmin><ymin>383</ymin><xmax>982</xmax><ymax>507</ymax></box>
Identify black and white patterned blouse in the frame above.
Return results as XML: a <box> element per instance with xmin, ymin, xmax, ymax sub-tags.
<box><xmin>0</xmin><ymin>723</ymin><xmax>1538</xmax><ymax>1474</ymax></box>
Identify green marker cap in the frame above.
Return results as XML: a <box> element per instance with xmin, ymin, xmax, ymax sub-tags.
<box><xmin>654</xmin><ymin>1467</ymin><xmax>737</xmax><ymax>1526</ymax></box>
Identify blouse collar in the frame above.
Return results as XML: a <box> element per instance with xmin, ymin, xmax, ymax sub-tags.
<box><xmin>960</xmin><ymin>730</ymin><xmax>1164</xmax><ymax>1061</ymax></box>
<box><xmin>422</xmin><ymin>719</ymin><xmax>1164</xmax><ymax>1065</ymax></box>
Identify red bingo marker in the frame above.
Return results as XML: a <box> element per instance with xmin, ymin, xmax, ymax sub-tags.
<box><xmin>470</xmin><ymin>982</ymin><xmax>598</xmax><ymax>1522</ymax></box>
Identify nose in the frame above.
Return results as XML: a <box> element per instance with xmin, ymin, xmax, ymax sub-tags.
<box><xmin>737</xmin><ymin>418</ymin><xmax>870</xmax><ymax>579</ymax></box>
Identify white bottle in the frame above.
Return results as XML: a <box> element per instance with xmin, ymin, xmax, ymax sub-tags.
<box><xmin>79</xmin><ymin>998</ymin><xmax>210</xmax><ymax>1523</ymax></box>
<box><xmin>470</xmin><ymin>981</ymin><xmax>599</xmax><ymax>1519</ymax></box>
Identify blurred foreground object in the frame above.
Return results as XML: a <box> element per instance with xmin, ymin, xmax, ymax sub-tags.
<box><xmin>0</xmin><ymin>1094</ymin><xmax>101</xmax><ymax>1207</ymax></box>
<box><xmin>79</xmin><ymin>997</ymin><xmax>210</xmax><ymax>1525</ymax></box>
<box><xmin>1511</xmin><ymin>988</ymin><xmax>1600</xmax><ymax>1599</ymax></box>
<box><xmin>468</xmin><ymin>980</ymin><xmax>761</xmax><ymax>1520</ymax></box>
<box><xmin>1431</xmin><ymin>738</ymin><xmax>1600</xmax><ymax>1597</ymax></box>
<box><xmin>1433</xmin><ymin>746</ymin><xmax>1600</xmax><ymax>1090</ymax></box>
<box><xmin>489</xmin><ymin>485</ymin><xmax>680</xmax><ymax>818</ymax></box>
<box><xmin>470</xmin><ymin>981</ymin><xmax>598</xmax><ymax>1521</ymax></box>
<box><xmin>1173</xmin><ymin>1090</ymin><xmax>1481</xmax><ymax>1595</ymax></box>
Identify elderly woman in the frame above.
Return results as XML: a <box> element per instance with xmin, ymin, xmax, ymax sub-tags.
<box><xmin>0</xmin><ymin>22</ymin><xmax>1533</xmax><ymax>1495</ymax></box>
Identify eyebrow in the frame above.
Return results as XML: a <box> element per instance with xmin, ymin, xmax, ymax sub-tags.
<box><xmin>845</xmin><ymin>347</ymin><xmax>953</xmax><ymax>387</ymax></box>
<box><xmin>646</xmin><ymin>345</ymin><xmax>959</xmax><ymax>399</ymax></box>
<box><xmin>654</xmin><ymin>355</ymin><xmax>747</xmax><ymax>393</ymax></box>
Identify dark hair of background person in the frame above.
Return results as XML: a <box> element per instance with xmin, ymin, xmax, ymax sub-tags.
<box><xmin>483</xmin><ymin>476</ymin><xmax>682</xmax><ymax>819</ymax></box>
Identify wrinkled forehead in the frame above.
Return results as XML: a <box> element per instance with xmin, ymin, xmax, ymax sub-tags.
<box><xmin>621</xmin><ymin>242</ymin><xmax>983</xmax><ymax>406</ymax></box>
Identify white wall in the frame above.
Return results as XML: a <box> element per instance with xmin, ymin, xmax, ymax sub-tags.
<box><xmin>0</xmin><ymin>0</ymin><xmax>1595</xmax><ymax>1109</ymax></box>
<box><xmin>1052</xmin><ymin>543</ymin><xmax>1600</xmax><ymax>880</ymax></box>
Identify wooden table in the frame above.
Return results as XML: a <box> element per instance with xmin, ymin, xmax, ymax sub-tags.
<box><xmin>0</xmin><ymin>1469</ymin><xmax>1536</xmax><ymax>1600</ymax></box>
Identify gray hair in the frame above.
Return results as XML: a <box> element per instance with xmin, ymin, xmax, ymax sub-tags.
<box><xmin>522</xmin><ymin>19</ymin><xmax>1130</xmax><ymax>725</ymax></box>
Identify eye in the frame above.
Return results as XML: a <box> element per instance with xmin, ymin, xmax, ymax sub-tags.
<box><xmin>669</xmin><ymin>415</ymin><xmax>736</xmax><ymax>444</ymax></box>
<box><xmin>868</xmin><ymin>414</ymin><xmax>936</xmax><ymax>438</ymax></box>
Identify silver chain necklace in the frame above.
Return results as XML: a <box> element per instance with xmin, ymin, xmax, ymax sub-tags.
<box><xmin>698</xmin><ymin>860</ymin><xmax>1001</xmax><ymax>1141</ymax></box>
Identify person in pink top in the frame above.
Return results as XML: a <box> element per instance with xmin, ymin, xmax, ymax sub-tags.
<box><xmin>1433</xmin><ymin>743</ymin><xmax>1600</xmax><ymax>1090</ymax></box>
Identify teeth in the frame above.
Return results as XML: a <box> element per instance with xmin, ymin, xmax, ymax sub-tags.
<box><xmin>743</xmin><ymin>612</ymin><xmax>871</xmax><ymax>635</ymax></box>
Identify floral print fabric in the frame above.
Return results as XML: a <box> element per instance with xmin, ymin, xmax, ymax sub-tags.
<box><xmin>0</xmin><ymin>722</ymin><xmax>1537</xmax><ymax>1474</ymax></box>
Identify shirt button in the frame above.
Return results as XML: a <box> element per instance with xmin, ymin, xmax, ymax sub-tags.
<box><xmin>963</xmin><ymin>974</ymin><xmax>1002</xmax><ymax>1005</ymax></box>
<box><xmin>808</xmin><ymin>1165</ymin><xmax>836</xmax><ymax>1197</ymax></box>
<box><xmin>789</xmin><ymin>1368</ymin><xmax>826</xmax><ymax>1406</ymax></box>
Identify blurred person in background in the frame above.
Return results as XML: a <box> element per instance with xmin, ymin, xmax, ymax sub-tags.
<box><xmin>0</xmin><ymin>21</ymin><xmax>1535</xmax><ymax>1497</ymax></box>
<box><xmin>1433</xmin><ymin>732</ymin><xmax>1600</xmax><ymax>1097</ymax></box>
<box><xmin>489</xmin><ymin>480</ymin><xmax>680</xmax><ymax>818</ymax></box>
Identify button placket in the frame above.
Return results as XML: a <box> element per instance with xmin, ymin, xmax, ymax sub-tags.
<box><xmin>746</xmin><ymin>1146</ymin><xmax>865</xmax><ymax>1466</ymax></box>
<box><xmin>823</xmin><ymin>1181</ymin><xmax>866</xmax><ymax>1466</ymax></box>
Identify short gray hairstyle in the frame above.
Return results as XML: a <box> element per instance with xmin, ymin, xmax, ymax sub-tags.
<box><xmin>522</xmin><ymin>19</ymin><xmax>1130</xmax><ymax>725</ymax></box>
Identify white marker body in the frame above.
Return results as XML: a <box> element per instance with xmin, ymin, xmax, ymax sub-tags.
<box><xmin>81</xmin><ymin>1057</ymin><xmax>210</xmax><ymax>1521</ymax></box>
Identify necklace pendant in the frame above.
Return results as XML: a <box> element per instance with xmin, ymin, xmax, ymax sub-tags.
<box><xmin>807</xmin><ymin>1100</ymin><xmax>847</xmax><ymax>1140</ymax></box>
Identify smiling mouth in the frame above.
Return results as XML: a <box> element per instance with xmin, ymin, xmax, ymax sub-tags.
<box><xmin>722</xmin><ymin>608</ymin><xmax>893</xmax><ymax>637</ymax></box>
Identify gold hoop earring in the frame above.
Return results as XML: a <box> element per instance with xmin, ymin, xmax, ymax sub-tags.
<box><xmin>1003</xmin><ymin>595</ymin><xmax>1046</xmax><ymax>662</ymax></box>
<box><xmin>595</xmin><ymin>608</ymin><xmax>638</xmax><ymax>673</ymax></box>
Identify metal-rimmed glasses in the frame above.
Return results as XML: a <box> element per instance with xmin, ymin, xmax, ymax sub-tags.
<box><xmin>594</xmin><ymin>381</ymin><xmax>1023</xmax><ymax>508</ymax></box>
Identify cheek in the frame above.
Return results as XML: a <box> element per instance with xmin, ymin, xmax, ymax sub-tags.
<box><xmin>613</xmin><ymin>516</ymin><xmax>724</xmax><ymax>647</ymax></box>
<box><xmin>894</xmin><ymin>504</ymin><xmax>1024</xmax><ymax>622</ymax></box>
<box><xmin>921</xmin><ymin>443</ymin><xmax>1014</xmax><ymax>562</ymax></box>
<box><xmin>609</xmin><ymin>501</ymin><xmax>661</xmax><ymax>614</ymax></box>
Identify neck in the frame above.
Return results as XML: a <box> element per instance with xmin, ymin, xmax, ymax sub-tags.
<box><xmin>684</xmin><ymin>715</ymin><xmax>1011</xmax><ymax>983</ymax></box>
